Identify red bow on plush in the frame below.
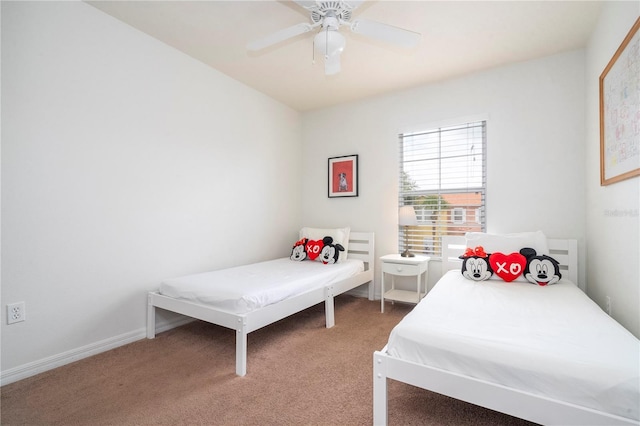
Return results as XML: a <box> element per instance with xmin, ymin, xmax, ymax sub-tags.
<box><xmin>293</xmin><ymin>238</ymin><xmax>307</xmax><ymax>247</ymax></box>
<box><xmin>462</xmin><ymin>246</ymin><xmax>488</xmax><ymax>258</ymax></box>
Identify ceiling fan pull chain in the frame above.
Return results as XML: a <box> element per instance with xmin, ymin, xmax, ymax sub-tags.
<box><xmin>325</xmin><ymin>27</ymin><xmax>329</xmax><ymax>59</ymax></box>
<box><xmin>312</xmin><ymin>37</ymin><xmax>316</xmax><ymax>65</ymax></box>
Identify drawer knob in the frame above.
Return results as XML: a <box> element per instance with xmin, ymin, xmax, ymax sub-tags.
<box><xmin>396</xmin><ymin>266</ymin><xmax>403</xmax><ymax>272</ymax></box>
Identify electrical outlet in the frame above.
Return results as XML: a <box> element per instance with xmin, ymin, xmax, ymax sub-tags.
<box><xmin>605</xmin><ymin>296</ymin><xmax>612</xmax><ymax>316</ymax></box>
<box><xmin>7</xmin><ymin>302</ymin><xmax>25</xmax><ymax>324</ymax></box>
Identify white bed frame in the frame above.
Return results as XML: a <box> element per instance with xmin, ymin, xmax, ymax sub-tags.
<box><xmin>147</xmin><ymin>231</ymin><xmax>374</xmax><ymax>377</ymax></box>
<box><xmin>373</xmin><ymin>236</ymin><xmax>639</xmax><ymax>426</ymax></box>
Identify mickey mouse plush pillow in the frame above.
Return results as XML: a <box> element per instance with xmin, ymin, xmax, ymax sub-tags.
<box><xmin>520</xmin><ymin>247</ymin><xmax>562</xmax><ymax>286</ymax></box>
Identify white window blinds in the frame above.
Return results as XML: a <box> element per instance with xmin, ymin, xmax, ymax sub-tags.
<box><xmin>399</xmin><ymin>121</ymin><xmax>487</xmax><ymax>257</ymax></box>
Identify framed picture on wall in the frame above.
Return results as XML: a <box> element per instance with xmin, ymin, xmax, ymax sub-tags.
<box><xmin>328</xmin><ymin>154</ymin><xmax>358</xmax><ymax>198</ymax></box>
<box><xmin>599</xmin><ymin>17</ymin><xmax>640</xmax><ymax>186</ymax></box>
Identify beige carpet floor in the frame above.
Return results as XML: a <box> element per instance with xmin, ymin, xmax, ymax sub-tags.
<box><xmin>1</xmin><ymin>296</ymin><xmax>536</xmax><ymax>425</ymax></box>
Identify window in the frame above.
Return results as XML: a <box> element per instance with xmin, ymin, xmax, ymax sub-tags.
<box><xmin>451</xmin><ymin>208</ymin><xmax>466</xmax><ymax>224</ymax></box>
<box><xmin>398</xmin><ymin>120</ymin><xmax>486</xmax><ymax>257</ymax></box>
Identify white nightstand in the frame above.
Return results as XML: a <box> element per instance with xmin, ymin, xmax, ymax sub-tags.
<box><xmin>380</xmin><ymin>254</ymin><xmax>430</xmax><ymax>313</ymax></box>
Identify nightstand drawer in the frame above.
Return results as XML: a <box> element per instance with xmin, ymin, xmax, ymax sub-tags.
<box><xmin>382</xmin><ymin>262</ymin><xmax>420</xmax><ymax>276</ymax></box>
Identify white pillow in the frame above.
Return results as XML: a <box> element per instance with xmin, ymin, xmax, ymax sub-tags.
<box><xmin>299</xmin><ymin>227</ymin><xmax>350</xmax><ymax>262</ymax></box>
<box><xmin>465</xmin><ymin>231</ymin><xmax>549</xmax><ymax>255</ymax></box>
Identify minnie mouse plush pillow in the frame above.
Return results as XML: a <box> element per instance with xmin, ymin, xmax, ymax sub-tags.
<box><xmin>459</xmin><ymin>246</ymin><xmax>493</xmax><ymax>281</ymax></box>
<box><xmin>290</xmin><ymin>238</ymin><xmax>308</xmax><ymax>261</ymax></box>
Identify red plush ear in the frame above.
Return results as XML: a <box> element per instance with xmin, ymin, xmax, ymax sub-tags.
<box><xmin>490</xmin><ymin>252</ymin><xmax>527</xmax><ymax>282</ymax></box>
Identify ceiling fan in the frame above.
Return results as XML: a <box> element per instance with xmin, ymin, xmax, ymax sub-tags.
<box><xmin>246</xmin><ymin>0</ymin><xmax>421</xmax><ymax>75</ymax></box>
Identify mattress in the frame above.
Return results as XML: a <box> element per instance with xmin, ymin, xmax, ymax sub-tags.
<box><xmin>386</xmin><ymin>270</ymin><xmax>640</xmax><ymax>421</ymax></box>
<box><xmin>159</xmin><ymin>258</ymin><xmax>364</xmax><ymax>314</ymax></box>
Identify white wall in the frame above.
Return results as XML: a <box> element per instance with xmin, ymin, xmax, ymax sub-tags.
<box><xmin>1</xmin><ymin>1</ymin><xmax>301</xmax><ymax>382</ymax></box>
<box><xmin>302</xmin><ymin>50</ymin><xmax>587</xmax><ymax>297</ymax></box>
<box><xmin>3</xmin><ymin>1</ymin><xmax>637</xmax><ymax>386</ymax></box>
<box><xmin>585</xmin><ymin>3</ymin><xmax>640</xmax><ymax>337</ymax></box>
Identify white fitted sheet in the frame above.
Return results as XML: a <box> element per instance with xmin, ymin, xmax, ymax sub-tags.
<box><xmin>386</xmin><ymin>271</ymin><xmax>640</xmax><ymax>421</ymax></box>
<box><xmin>159</xmin><ymin>258</ymin><xmax>364</xmax><ymax>314</ymax></box>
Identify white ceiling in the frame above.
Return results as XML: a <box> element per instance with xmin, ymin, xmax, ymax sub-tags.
<box><xmin>87</xmin><ymin>0</ymin><xmax>602</xmax><ymax>112</ymax></box>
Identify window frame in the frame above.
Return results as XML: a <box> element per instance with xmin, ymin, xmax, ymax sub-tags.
<box><xmin>398</xmin><ymin>120</ymin><xmax>487</xmax><ymax>257</ymax></box>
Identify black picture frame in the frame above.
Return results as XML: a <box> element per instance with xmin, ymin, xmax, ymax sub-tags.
<box><xmin>328</xmin><ymin>154</ymin><xmax>358</xmax><ymax>198</ymax></box>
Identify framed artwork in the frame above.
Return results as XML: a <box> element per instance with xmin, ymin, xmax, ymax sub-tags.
<box><xmin>599</xmin><ymin>17</ymin><xmax>640</xmax><ymax>186</ymax></box>
<box><xmin>328</xmin><ymin>154</ymin><xmax>358</xmax><ymax>198</ymax></box>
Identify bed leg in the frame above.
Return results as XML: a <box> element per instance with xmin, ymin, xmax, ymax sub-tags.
<box><xmin>146</xmin><ymin>294</ymin><xmax>156</xmax><ymax>339</ymax></box>
<box><xmin>325</xmin><ymin>286</ymin><xmax>335</xmax><ymax>328</ymax></box>
<box><xmin>373</xmin><ymin>352</ymin><xmax>388</xmax><ymax>426</ymax></box>
<box><xmin>236</xmin><ymin>318</ymin><xmax>248</xmax><ymax>377</ymax></box>
<box><xmin>368</xmin><ymin>280</ymin><xmax>374</xmax><ymax>301</ymax></box>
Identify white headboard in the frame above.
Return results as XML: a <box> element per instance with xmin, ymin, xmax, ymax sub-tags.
<box><xmin>347</xmin><ymin>231</ymin><xmax>375</xmax><ymax>271</ymax></box>
<box><xmin>441</xmin><ymin>236</ymin><xmax>578</xmax><ymax>287</ymax></box>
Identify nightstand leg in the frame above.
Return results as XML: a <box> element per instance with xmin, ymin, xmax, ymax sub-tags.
<box><xmin>390</xmin><ymin>276</ymin><xmax>396</xmax><ymax>306</ymax></box>
<box><xmin>381</xmin><ymin>272</ymin><xmax>385</xmax><ymax>313</ymax></box>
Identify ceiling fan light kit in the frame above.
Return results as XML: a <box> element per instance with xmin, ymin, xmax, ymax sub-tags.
<box><xmin>322</xmin><ymin>51</ymin><xmax>342</xmax><ymax>75</ymax></box>
<box><xmin>246</xmin><ymin>0</ymin><xmax>421</xmax><ymax>75</ymax></box>
<box><xmin>314</xmin><ymin>30</ymin><xmax>345</xmax><ymax>57</ymax></box>
<box><xmin>313</xmin><ymin>29</ymin><xmax>345</xmax><ymax>74</ymax></box>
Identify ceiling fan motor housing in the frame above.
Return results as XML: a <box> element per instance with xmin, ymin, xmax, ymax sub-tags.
<box><xmin>310</xmin><ymin>1</ymin><xmax>353</xmax><ymax>25</ymax></box>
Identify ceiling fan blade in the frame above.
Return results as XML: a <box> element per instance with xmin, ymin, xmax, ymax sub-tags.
<box><xmin>324</xmin><ymin>53</ymin><xmax>341</xmax><ymax>75</ymax></box>
<box><xmin>350</xmin><ymin>18</ymin><xmax>421</xmax><ymax>48</ymax></box>
<box><xmin>292</xmin><ymin>0</ymin><xmax>319</xmax><ymax>11</ymax></box>
<box><xmin>246</xmin><ymin>23</ymin><xmax>313</xmax><ymax>51</ymax></box>
<box><xmin>343</xmin><ymin>0</ymin><xmax>365</xmax><ymax>10</ymax></box>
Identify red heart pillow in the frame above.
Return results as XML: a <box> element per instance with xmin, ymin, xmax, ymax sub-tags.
<box><xmin>305</xmin><ymin>239</ymin><xmax>324</xmax><ymax>261</ymax></box>
<box><xmin>489</xmin><ymin>252</ymin><xmax>527</xmax><ymax>282</ymax></box>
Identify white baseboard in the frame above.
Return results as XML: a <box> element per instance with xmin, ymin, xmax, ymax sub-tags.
<box><xmin>0</xmin><ymin>317</ymin><xmax>193</xmax><ymax>386</ymax></box>
<box><xmin>0</xmin><ymin>291</ymin><xmax>375</xmax><ymax>386</ymax></box>
<box><xmin>347</xmin><ymin>287</ymin><xmax>370</xmax><ymax>299</ymax></box>
<box><xmin>347</xmin><ymin>285</ymin><xmax>379</xmax><ymax>300</ymax></box>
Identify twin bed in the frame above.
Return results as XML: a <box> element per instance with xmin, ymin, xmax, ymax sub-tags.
<box><xmin>146</xmin><ymin>228</ymin><xmax>638</xmax><ymax>425</ymax></box>
<box><xmin>147</xmin><ymin>231</ymin><xmax>374</xmax><ymax>376</ymax></box>
<box><xmin>374</xmin><ymin>235</ymin><xmax>640</xmax><ymax>425</ymax></box>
